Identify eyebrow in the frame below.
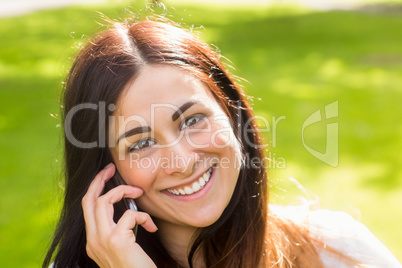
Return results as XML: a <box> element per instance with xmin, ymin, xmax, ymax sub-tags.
<box><xmin>117</xmin><ymin>126</ymin><xmax>151</xmax><ymax>144</ymax></box>
<box><xmin>171</xmin><ymin>101</ymin><xmax>199</xmax><ymax>122</ymax></box>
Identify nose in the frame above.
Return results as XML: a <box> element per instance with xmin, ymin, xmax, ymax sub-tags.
<box><xmin>161</xmin><ymin>139</ymin><xmax>200</xmax><ymax>177</ymax></box>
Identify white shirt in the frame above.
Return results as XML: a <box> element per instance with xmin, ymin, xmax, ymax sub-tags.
<box><xmin>51</xmin><ymin>206</ymin><xmax>401</xmax><ymax>268</ymax></box>
<box><xmin>271</xmin><ymin>205</ymin><xmax>401</xmax><ymax>267</ymax></box>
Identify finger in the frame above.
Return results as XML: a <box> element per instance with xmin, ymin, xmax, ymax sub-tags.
<box><xmin>98</xmin><ymin>185</ymin><xmax>144</xmax><ymax>206</ymax></box>
<box><xmin>85</xmin><ymin>163</ymin><xmax>116</xmax><ymax>203</ymax></box>
<box><xmin>116</xmin><ymin>210</ymin><xmax>158</xmax><ymax>234</ymax></box>
<box><xmin>82</xmin><ymin>163</ymin><xmax>116</xmax><ymax>214</ymax></box>
<box><xmin>95</xmin><ymin>185</ymin><xmax>144</xmax><ymax>231</ymax></box>
<box><xmin>82</xmin><ymin>163</ymin><xmax>115</xmax><ymax>234</ymax></box>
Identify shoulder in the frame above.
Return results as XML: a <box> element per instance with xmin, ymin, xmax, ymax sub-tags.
<box><xmin>308</xmin><ymin>209</ymin><xmax>400</xmax><ymax>267</ymax></box>
<box><xmin>270</xmin><ymin>205</ymin><xmax>401</xmax><ymax>268</ymax></box>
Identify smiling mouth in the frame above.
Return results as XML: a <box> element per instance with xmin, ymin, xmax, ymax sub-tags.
<box><xmin>166</xmin><ymin>166</ymin><xmax>213</xmax><ymax>196</ymax></box>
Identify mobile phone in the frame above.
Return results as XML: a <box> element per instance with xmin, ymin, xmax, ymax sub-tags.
<box><xmin>110</xmin><ymin>171</ymin><xmax>138</xmax><ymax>237</ymax></box>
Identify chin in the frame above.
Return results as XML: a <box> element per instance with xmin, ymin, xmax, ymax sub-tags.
<box><xmin>186</xmin><ymin>207</ymin><xmax>226</xmax><ymax>228</ymax></box>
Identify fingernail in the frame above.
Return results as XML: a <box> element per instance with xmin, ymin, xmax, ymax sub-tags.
<box><xmin>105</xmin><ymin>163</ymin><xmax>114</xmax><ymax>169</ymax></box>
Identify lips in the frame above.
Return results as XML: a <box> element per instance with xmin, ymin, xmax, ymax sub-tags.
<box><xmin>166</xmin><ymin>166</ymin><xmax>213</xmax><ymax>196</ymax></box>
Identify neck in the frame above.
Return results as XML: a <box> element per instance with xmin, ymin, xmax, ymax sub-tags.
<box><xmin>156</xmin><ymin>219</ymin><xmax>205</xmax><ymax>268</ymax></box>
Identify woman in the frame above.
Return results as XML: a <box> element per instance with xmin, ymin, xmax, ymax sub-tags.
<box><xmin>43</xmin><ymin>18</ymin><xmax>400</xmax><ymax>268</ymax></box>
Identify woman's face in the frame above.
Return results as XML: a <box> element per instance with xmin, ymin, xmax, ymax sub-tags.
<box><xmin>109</xmin><ymin>65</ymin><xmax>242</xmax><ymax>228</ymax></box>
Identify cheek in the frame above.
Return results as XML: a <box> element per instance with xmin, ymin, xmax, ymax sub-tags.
<box><xmin>212</xmin><ymin>130</ymin><xmax>233</xmax><ymax>148</ymax></box>
<box><xmin>116</xmin><ymin>157</ymin><xmax>156</xmax><ymax>191</ymax></box>
<box><xmin>212</xmin><ymin>128</ymin><xmax>243</xmax><ymax>170</ymax></box>
<box><xmin>210</xmin><ymin>117</ymin><xmax>238</xmax><ymax>148</ymax></box>
<box><xmin>211</xmin><ymin>126</ymin><xmax>242</xmax><ymax>158</ymax></box>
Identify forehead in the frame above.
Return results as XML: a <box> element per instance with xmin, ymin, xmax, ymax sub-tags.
<box><xmin>115</xmin><ymin>65</ymin><xmax>214</xmax><ymax>117</ymax></box>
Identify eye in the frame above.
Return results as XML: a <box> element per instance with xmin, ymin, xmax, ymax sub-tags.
<box><xmin>129</xmin><ymin>138</ymin><xmax>155</xmax><ymax>152</ymax></box>
<box><xmin>180</xmin><ymin>114</ymin><xmax>205</xmax><ymax>130</ymax></box>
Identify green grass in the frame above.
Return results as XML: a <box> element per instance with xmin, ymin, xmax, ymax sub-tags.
<box><xmin>0</xmin><ymin>1</ymin><xmax>401</xmax><ymax>266</ymax></box>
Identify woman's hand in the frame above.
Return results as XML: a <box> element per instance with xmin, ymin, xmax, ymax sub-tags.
<box><xmin>82</xmin><ymin>163</ymin><xmax>158</xmax><ymax>268</ymax></box>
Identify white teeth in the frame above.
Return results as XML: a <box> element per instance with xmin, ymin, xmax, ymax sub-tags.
<box><xmin>192</xmin><ymin>181</ymin><xmax>201</xmax><ymax>192</ymax></box>
<box><xmin>184</xmin><ymin>186</ymin><xmax>193</xmax><ymax>195</ymax></box>
<box><xmin>167</xmin><ymin>167</ymin><xmax>212</xmax><ymax>196</ymax></box>
<box><xmin>202</xmin><ymin>172</ymin><xmax>209</xmax><ymax>182</ymax></box>
<box><xmin>199</xmin><ymin>177</ymin><xmax>205</xmax><ymax>187</ymax></box>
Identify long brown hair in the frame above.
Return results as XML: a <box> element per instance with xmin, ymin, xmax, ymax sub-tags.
<box><xmin>43</xmin><ymin>18</ymin><xmax>326</xmax><ymax>268</ymax></box>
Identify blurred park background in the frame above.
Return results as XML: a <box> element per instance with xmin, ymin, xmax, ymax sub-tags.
<box><xmin>0</xmin><ymin>0</ymin><xmax>401</xmax><ymax>266</ymax></box>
